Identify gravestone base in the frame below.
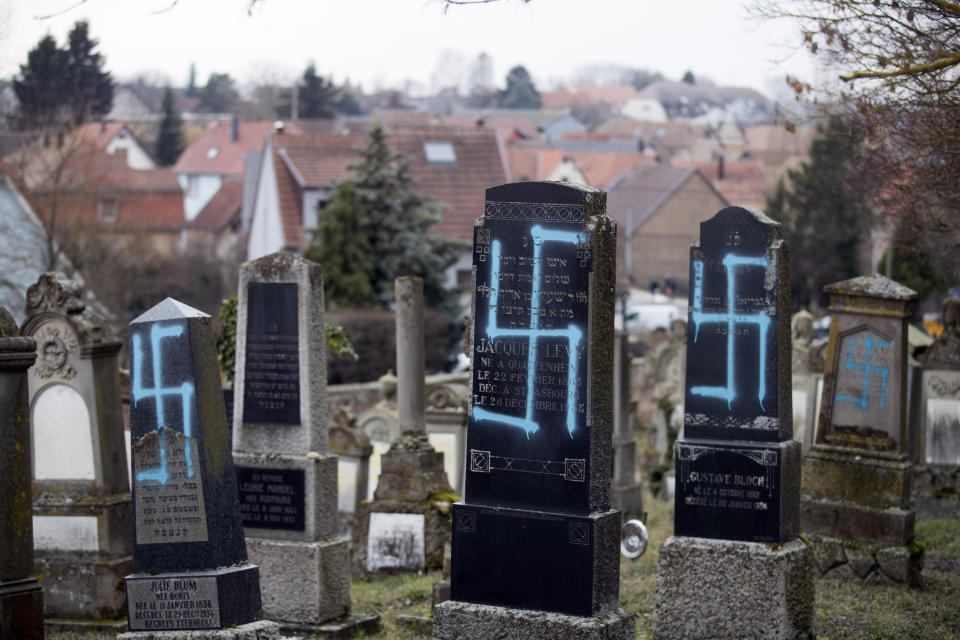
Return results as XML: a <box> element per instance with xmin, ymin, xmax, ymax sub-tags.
<box><xmin>802</xmin><ymin>447</ymin><xmax>912</xmax><ymax>509</ymax></box>
<box><xmin>433</xmin><ymin>601</ymin><xmax>636</xmax><ymax>640</ymax></box>
<box><xmin>124</xmin><ymin>565</ymin><xmax>262</xmax><ymax>632</ymax></box>
<box><xmin>36</xmin><ymin>552</ymin><xmax>132</xmax><ymax>619</ymax></box>
<box><xmin>246</xmin><ymin>536</ymin><xmax>350</xmax><ymax>624</ymax></box>
<box><xmin>0</xmin><ymin>577</ymin><xmax>44</xmax><ymax>640</ymax></box>
<box><xmin>806</xmin><ymin>534</ymin><xmax>923</xmax><ymax>587</ymax></box>
<box><xmin>654</xmin><ymin>536</ymin><xmax>815</xmax><ymax>640</ymax></box>
<box><xmin>274</xmin><ymin>611</ymin><xmax>381</xmax><ymax>638</ymax></box>
<box><xmin>354</xmin><ymin>500</ymin><xmax>451</xmax><ymax>574</ymax></box>
<box><xmin>611</xmin><ymin>483</ymin><xmax>644</xmax><ymax>520</ymax></box>
<box><xmin>912</xmin><ymin>465</ymin><xmax>960</xmax><ymax>518</ymax></box>
<box><xmin>117</xmin><ymin>619</ymin><xmax>280</xmax><ymax>639</ymax></box>
<box><xmin>450</xmin><ymin>505</ymin><xmax>620</xmax><ymax>617</ymax></box>
<box><xmin>799</xmin><ymin>496</ymin><xmax>915</xmax><ymax>546</ymax></box>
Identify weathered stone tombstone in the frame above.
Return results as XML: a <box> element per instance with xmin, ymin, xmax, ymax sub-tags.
<box><xmin>914</xmin><ymin>298</ymin><xmax>960</xmax><ymax>516</ymax></box>
<box><xmin>800</xmin><ymin>275</ymin><xmax>923</xmax><ymax>586</ymax></box>
<box><xmin>329</xmin><ymin>408</ymin><xmax>372</xmax><ymax>518</ymax></box>
<box><xmin>653</xmin><ymin>206</ymin><xmax>814</xmax><ymax>639</ymax></box>
<box><xmin>230</xmin><ymin>252</ymin><xmax>374</xmax><ymax>634</ymax></box>
<box><xmin>434</xmin><ymin>181</ymin><xmax>635</xmax><ymax>639</ymax></box>
<box><xmin>119</xmin><ymin>298</ymin><xmax>277</xmax><ymax>638</ymax></box>
<box><xmin>354</xmin><ymin>277</ymin><xmax>453</xmax><ymax>576</ymax></box>
<box><xmin>20</xmin><ymin>273</ymin><xmax>132</xmax><ymax>627</ymax></box>
<box><xmin>0</xmin><ymin>306</ymin><xmax>43</xmax><ymax>640</ymax></box>
<box><xmin>612</xmin><ymin>331</ymin><xmax>643</xmax><ymax>519</ymax></box>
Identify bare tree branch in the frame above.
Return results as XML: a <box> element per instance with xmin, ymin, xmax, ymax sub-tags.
<box><xmin>34</xmin><ymin>0</ymin><xmax>88</xmax><ymax>20</ymax></box>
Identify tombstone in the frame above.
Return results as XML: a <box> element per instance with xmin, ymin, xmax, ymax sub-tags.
<box><xmin>329</xmin><ymin>408</ymin><xmax>373</xmax><ymax>519</ymax></box>
<box><xmin>19</xmin><ymin>273</ymin><xmax>133</xmax><ymax>626</ymax></box>
<box><xmin>800</xmin><ymin>274</ymin><xmax>923</xmax><ymax>586</ymax></box>
<box><xmin>791</xmin><ymin>310</ymin><xmax>818</xmax><ymax>452</ymax></box>
<box><xmin>0</xmin><ymin>307</ymin><xmax>43</xmax><ymax>640</ymax></box>
<box><xmin>434</xmin><ymin>182</ymin><xmax>636</xmax><ymax>639</ymax></box>
<box><xmin>118</xmin><ymin>298</ymin><xmax>278</xmax><ymax>638</ymax></box>
<box><xmin>914</xmin><ymin>297</ymin><xmax>960</xmax><ymax>516</ymax></box>
<box><xmin>230</xmin><ymin>252</ymin><xmax>374</xmax><ymax>634</ymax></box>
<box><xmin>354</xmin><ymin>277</ymin><xmax>453</xmax><ymax>575</ymax></box>
<box><xmin>612</xmin><ymin>331</ymin><xmax>643</xmax><ymax>518</ymax></box>
<box><xmin>653</xmin><ymin>206</ymin><xmax>814</xmax><ymax>640</ymax></box>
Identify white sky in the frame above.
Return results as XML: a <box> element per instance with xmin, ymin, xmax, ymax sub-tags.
<box><xmin>0</xmin><ymin>0</ymin><xmax>816</xmax><ymax>99</ymax></box>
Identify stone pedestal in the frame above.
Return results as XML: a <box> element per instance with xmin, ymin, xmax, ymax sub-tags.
<box><xmin>20</xmin><ymin>274</ymin><xmax>133</xmax><ymax>624</ymax></box>
<box><xmin>654</xmin><ymin>537</ymin><xmax>815</xmax><ymax>640</ymax></box>
<box><xmin>0</xmin><ymin>307</ymin><xmax>42</xmax><ymax>640</ymax></box>
<box><xmin>231</xmin><ymin>252</ymin><xmax>363</xmax><ymax>634</ymax></box>
<box><xmin>800</xmin><ymin>275</ymin><xmax>923</xmax><ymax>587</ymax></box>
<box><xmin>118</xmin><ymin>620</ymin><xmax>280</xmax><ymax>640</ymax></box>
<box><xmin>434</xmin><ymin>602</ymin><xmax>636</xmax><ymax>640</ymax></box>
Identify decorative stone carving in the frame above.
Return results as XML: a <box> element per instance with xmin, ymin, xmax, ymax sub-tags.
<box><xmin>921</xmin><ymin>297</ymin><xmax>960</xmax><ymax>370</ymax></box>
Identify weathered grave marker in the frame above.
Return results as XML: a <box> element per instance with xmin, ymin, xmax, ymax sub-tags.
<box><xmin>0</xmin><ymin>306</ymin><xmax>43</xmax><ymax>640</ymax></box>
<box><xmin>653</xmin><ymin>206</ymin><xmax>814</xmax><ymax>640</ymax></box>
<box><xmin>612</xmin><ymin>330</ymin><xmax>643</xmax><ymax>519</ymax></box>
<box><xmin>119</xmin><ymin>298</ymin><xmax>277</xmax><ymax>638</ymax></box>
<box><xmin>20</xmin><ymin>273</ymin><xmax>132</xmax><ymax>627</ymax></box>
<box><xmin>800</xmin><ymin>275</ymin><xmax>924</xmax><ymax>585</ymax></box>
<box><xmin>231</xmin><ymin>252</ymin><xmax>372</xmax><ymax>634</ymax></box>
<box><xmin>434</xmin><ymin>181</ymin><xmax>635</xmax><ymax>639</ymax></box>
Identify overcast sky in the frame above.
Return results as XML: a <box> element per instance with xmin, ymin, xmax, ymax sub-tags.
<box><xmin>1</xmin><ymin>0</ymin><xmax>816</xmax><ymax>98</ymax></box>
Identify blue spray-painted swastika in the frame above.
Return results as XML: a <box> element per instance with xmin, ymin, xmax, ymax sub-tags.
<box><xmin>132</xmin><ymin>323</ymin><xmax>196</xmax><ymax>485</ymax></box>
<box><xmin>473</xmin><ymin>225</ymin><xmax>585</xmax><ymax>439</ymax></box>
<box><xmin>836</xmin><ymin>334</ymin><xmax>891</xmax><ymax>410</ymax></box>
<box><xmin>690</xmin><ymin>254</ymin><xmax>771</xmax><ymax>410</ymax></box>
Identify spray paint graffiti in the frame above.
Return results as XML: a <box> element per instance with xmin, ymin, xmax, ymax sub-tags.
<box><xmin>836</xmin><ymin>333</ymin><xmax>891</xmax><ymax>410</ymax></box>
<box><xmin>473</xmin><ymin>225</ymin><xmax>585</xmax><ymax>439</ymax></box>
<box><xmin>132</xmin><ymin>322</ymin><xmax>195</xmax><ymax>485</ymax></box>
<box><xmin>690</xmin><ymin>254</ymin><xmax>771</xmax><ymax>410</ymax></box>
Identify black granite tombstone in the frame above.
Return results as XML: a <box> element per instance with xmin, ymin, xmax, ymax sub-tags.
<box><xmin>123</xmin><ymin>298</ymin><xmax>263</xmax><ymax>632</ymax></box>
<box><xmin>242</xmin><ymin>283</ymin><xmax>300</xmax><ymax>426</ymax></box>
<box><xmin>673</xmin><ymin>206</ymin><xmax>799</xmax><ymax>543</ymax></box>
<box><xmin>450</xmin><ymin>181</ymin><xmax>621</xmax><ymax>617</ymax></box>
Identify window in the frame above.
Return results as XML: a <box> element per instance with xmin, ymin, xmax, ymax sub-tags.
<box><xmin>97</xmin><ymin>198</ymin><xmax>117</xmax><ymax>222</ymax></box>
<box><xmin>423</xmin><ymin>141</ymin><xmax>456</xmax><ymax>165</ymax></box>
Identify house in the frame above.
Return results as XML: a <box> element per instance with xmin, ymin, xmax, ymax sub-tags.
<box><xmin>246</xmin><ymin>124</ymin><xmax>509</xmax><ymax>289</ymax></box>
<box><xmin>540</xmin><ymin>84</ymin><xmax>638</xmax><ymax>112</ymax></box>
<box><xmin>675</xmin><ymin>158</ymin><xmax>768</xmax><ymax>211</ymax></box>
<box><xmin>607</xmin><ymin>164</ymin><xmax>728</xmax><ymax>292</ymax></box>
<box><xmin>621</xmin><ymin>97</ymin><xmax>668</xmax><ymax>123</ymax></box>
<box><xmin>187</xmin><ymin>178</ymin><xmax>245</xmax><ymax>282</ymax></box>
<box><xmin>635</xmin><ymin>80</ymin><xmax>775</xmax><ymax>124</ymax></box>
<box><xmin>506</xmin><ymin>147</ymin><xmax>651</xmax><ymax>189</ymax></box>
<box><xmin>174</xmin><ymin>119</ymin><xmax>301</xmax><ymax>221</ymax></box>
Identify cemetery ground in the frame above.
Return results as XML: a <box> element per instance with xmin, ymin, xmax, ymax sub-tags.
<box><xmin>44</xmin><ymin>490</ymin><xmax>960</xmax><ymax>640</ymax></box>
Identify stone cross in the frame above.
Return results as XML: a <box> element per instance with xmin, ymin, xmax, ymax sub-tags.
<box><xmin>436</xmin><ymin>181</ymin><xmax>636</xmax><ymax>639</ymax></box>
<box><xmin>120</xmin><ymin>298</ymin><xmax>276</xmax><ymax>637</ymax></box>
<box><xmin>0</xmin><ymin>306</ymin><xmax>42</xmax><ymax>640</ymax></box>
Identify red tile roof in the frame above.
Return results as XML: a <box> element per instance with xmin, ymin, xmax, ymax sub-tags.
<box><xmin>274</xmin><ymin>145</ymin><xmax>307</xmax><ymax>248</ymax></box>
<box><xmin>175</xmin><ymin>120</ymin><xmax>302</xmax><ymax>176</ymax></box>
<box><xmin>189</xmin><ymin>179</ymin><xmax>242</xmax><ymax>231</ymax></box>
<box><xmin>674</xmin><ymin>159</ymin><xmax>768</xmax><ymax>210</ymax></box>
<box><xmin>506</xmin><ymin>146</ymin><xmax>652</xmax><ymax>190</ymax></box>
<box><xmin>540</xmin><ymin>85</ymin><xmax>637</xmax><ymax>109</ymax></box>
<box><xmin>274</xmin><ymin>132</ymin><xmax>364</xmax><ymax>188</ymax></box>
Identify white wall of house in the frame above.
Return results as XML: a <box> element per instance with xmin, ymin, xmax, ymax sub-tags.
<box><xmin>546</xmin><ymin>158</ymin><xmax>588</xmax><ymax>186</ymax></box>
<box><xmin>622</xmin><ymin>98</ymin><xmax>668</xmax><ymax>123</ymax></box>
<box><xmin>178</xmin><ymin>172</ymin><xmax>222</xmax><ymax>222</ymax></box>
<box><xmin>301</xmin><ymin>189</ymin><xmax>329</xmax><ymax>234</ymax></box>
<box><xmin>247</xmin><ymin>146</ymin><xmax>285</xmax><ymax>260</ymax></box>
<box><xmin>105</xmin><ymin>128</ymin><xmax>157</xmax><ymax>170</ymax></box>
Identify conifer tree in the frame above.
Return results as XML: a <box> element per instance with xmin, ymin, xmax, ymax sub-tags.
<box><xmin>64</xmin><ymin>21</ymin><xmax>114</xmax><ymax>125</ymax></box>
<box><xmin>305</xmin><ymin>123</ymin><xmax>464</xmax><ymax>310</ymax></box>
<box><xmin>155</xmin><ymin>87</ymin><xmax>184</xmax><ymax>166</ymax></box>
<box><xmin>499</xmin><ymin>65</ymin><xmax>541</xmax><ymax>109</ymax></box>
<box><xmin>298</xmin><ymin>63</ymin><xmax>338</xmax><ymax>119</ymax></box>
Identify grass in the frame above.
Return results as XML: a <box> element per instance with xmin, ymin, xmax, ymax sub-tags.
<box><xmin>44</xmin><ymin>494</ymin><xmax>960</xmax><ymax>639</ymax></box>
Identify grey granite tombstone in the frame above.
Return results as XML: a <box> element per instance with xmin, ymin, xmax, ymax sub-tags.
<box><xmin>800</xmin><ymin>274</ymin><xmax>923</xmax><ymax>586</ymax></box>
<box><xmin>434</xmin><ymin>181</ymin><xmax>635</xmax><ymax>639</ymax></box>
<box><xmin>354</xmin><ymin>277</ymin><xmax>454</xmax><ymax>576</ymax></box>
<box><xmin>119</xmin><ymin>298</ymin><xmax>278</xmax><ymax>639</ymax></box>
<box><xmin>0</xmin><ymin>307</ymin><xmax>43</xmax><ymax>640</ymax></box>
<box><xmin>230</xmin><ymin>252</ymin><xmax>369</xmax><ymax>634</ymax></box>
<box><xmin>914</xmin><ymin>298</ymin><xmax>960</xmax><ymax>516</ymax></box>
<box><xmin>611</xmin><ymin>331</ymin><xmax>643</xmax><ymax>520</ymax></box>
<box><xmin>653</xmin><ymin>206</ymin><xmax>814</xmax><ymax>640</ymax></box>
<box><xmin>20</xmin><ymin>273</ymin><xmax>132</xmax><ymax>627</ymax></box>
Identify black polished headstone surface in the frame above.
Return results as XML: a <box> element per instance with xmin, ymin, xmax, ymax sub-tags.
<box><xmin>674</xmin><ymin>207</ymin><xmax>798</xmax><ymax>544</ymax></box>
<box><xmin>236</xmin><ymin>466</ymin><xmax>306</xmax><ymax>531</ymax></box>
<box><xmin>466</xmin><ymin>182</ymin><xmax>603</xmax><ymax>516</ymax></box>
<box><xmin>125</xmin><ymin>298</ymin><xmax>262</xmax><ymax>631</ymax></box>
<box><xmin>242</xmin><ymin>283</ymin><xmax>300</xmax><ymax>425</ymax></box>
<box><xmin>683</xmin><ymin>206</ymin><xmax>790</xmax><ymax>443</ymax></box>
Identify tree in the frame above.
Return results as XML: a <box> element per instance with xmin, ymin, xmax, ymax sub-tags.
<box><xmin>500</xmin><ymin>65</ymin><xmax>541</xmax><ymax>109</ymax></box>
<box><xmin>681</xmin><ymin>70</ymin><xmax>696</xmax><ymax>85</ymax></box>
<box><xmin>766</xmin><ymin>116</ymin><xmax>873</xmax><ymax>310</ymax></box>
<box><xmin>197</xmin><ymin>72</ymin><xmax>239</xmax><ymax>113</ymax></box>
<box><xmin>185</xmin><ymin>63</ymin><xmax>197</xmax><ymax>97</ymax></box>
<box><xmin>304</xmin><ymin>123</ymin><xmax>464</xmax><ymax>311</ymax></box>
<box><xmin>155</xmin><ymin>87</ymin><xmax>184</xmax><ymax>166</ymax></box>
<box><xmin>64</xmin><ymin>21</ymin><xmax>114</xmax><ymax>125</ymax></box>
<box><xmin>466</xmin><ymin>52</ymin><xmax>496</xmax><ymax>107</ymax></box>
<box><xmin>752</xmin><ymin>0</ymin><xmax>960</xmax><ymax>281</ymax></box>
<box><xmin>12</xmin><ymin>35</ymin><xmax>66</xmax><ymax>129</ymax></box>
<box><xmin>298</xmin><ymin>63</ymin><xmax>338</xmax><ymax>119</ymax></box>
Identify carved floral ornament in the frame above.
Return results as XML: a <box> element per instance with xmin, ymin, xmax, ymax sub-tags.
<box><xmin>25</xmin><ymin>272</ymin><xmax>85</xmax><ymax>316</ymax></box>
<box><xmin>32</xmin><ymin>321</ymin><xmax>78</xmax><ymax>380</ymax></box>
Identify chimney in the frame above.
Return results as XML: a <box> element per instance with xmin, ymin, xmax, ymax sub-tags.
<box><xmin>274</xmin><ymin>121</ymin><xmax>285</xmax><ymax>134</ymax></box>
<box><xmin>231</xmin><ymin>115</ymin><xmax>239</xmax><ymax>143</ymax></box>
<box><xmin>717</xmin><ymin>154</ymin><xmax>725</xmax><ymax>181</ymax></box>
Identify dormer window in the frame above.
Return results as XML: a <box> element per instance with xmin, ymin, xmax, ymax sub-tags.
<box><xmin>423</xmin><ymin>141</ymin><xmax>456</xmax><ymax>165</ymax></box>
<box><xmin>98</xmin><ymin>198</ymin><xmax>117</xmax><ymax>222</ymax></box>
